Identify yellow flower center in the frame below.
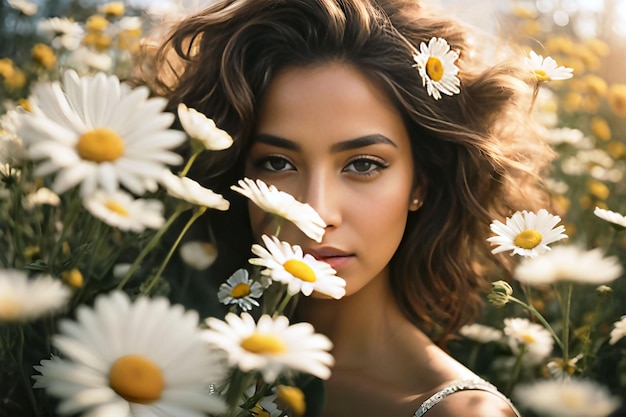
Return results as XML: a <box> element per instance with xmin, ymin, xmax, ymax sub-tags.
<box><xmin>240</xmin><ymin>333</ymin><xmax>286</xmax><ymax>354</ymax></box>
<box><xmin>277</xmin><ymin>385</ymin><xmax>306</xmax><ymax>417</ymax></box>
<box><xmin>61</xmin><ymin>268</ymin><xmax>83</xmax><ymax>288</ymax></box>
<box><xmin>534</xmin><ymin>69</ymin><xmax>551</xmax><ymax>82</ymax></box>
<box><xmin>76</xmin><ymin>128</ymin><xmax>124</xmax><ymax>162</ymax></box>
<box><xmin>108</xmin><ymin>354</ymin><xmax>164</xmax><ymax>404</ymax></box>
<box><xmin>513</xmin><ymin>230</ymin><xmax>542</xmax><ymax>249</ymax></box>
<box><xmin>105</xmin><ymin>200</ymin><xmax>129</xmax><ymax>216</ymax></box>
<box><xmin>560</xmin><ymin>390</ymin><xmax>584</xmax><ymax>408</ymax></box>
<box><xmin>230</xmin><ymin>283</ymin><xmax>251</xmax><ymax>299</ymax></box>
<box><xmin>426</xmin><ymin>56</ymin><xmax>444</xmax><ymax>82</ymax></box>
<box><xmin>250</xmin><ymin>403</ymin><xmax>271</xmax><ymax>417</ymax></box>
<box><xmin>521</xmin><ymin>333</ymin><xmax>536</xmax><ymax>344</ymax></box>
<box><xmin>283</xmin><ymin>259</ymin><xmax>316</xmax><ymax>283</ymax></box>
<box><xmin>0</xmin><ymin>297</ymin><xmax>22</xmax><ymax>321</ymax></box>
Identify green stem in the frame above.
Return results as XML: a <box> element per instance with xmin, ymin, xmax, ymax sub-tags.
<box><xmin>47</xmin><ymin>191</ymin><xmax>83</xmax><ymax>273</ymax></box>
<box><xmin>275</xmin><ymin>292</ymin><xmax>293</xmax><ymax>316</ymax></box>
<box><xmin>116</xmin><ymin>205</ymin><xmax>185</xmax><ymax>290</ymax></box>
<box><xmin>561</xmin><ymin>283</ymin><xmax>573</xmax><ymax>365</ymax></box>
<box><xmin>16</xmin><ymin>326</ymin><xmax>39</xmax><ymax>416</ymax></box>
<box><xmin>178</xmin><ymin>150</ymin><xmax>201</xmax><ymax>178</ymax></box>
<box><xmin>505</xmin><ymin>344</ymin><xmax>526</xmax><ymax>397</ymax></box>
<box><xmin>143</xmin><ymin>206</ymin><xmax>206</xmax><ymax>295</ymax></box>
<box><xmin>509</xmin><ymin>296</ymin><xmax>564</xmax><ymax>350</ymax></box>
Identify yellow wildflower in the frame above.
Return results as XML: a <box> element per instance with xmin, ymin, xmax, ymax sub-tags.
<box><xmin>545</xmin><ymin>36</ymin><xmax>574</xmax><ymax>55</ymax></box>
<box><xmin>86</xmin><ymin>15</ymin><xmax>109</xmax><ymax>32</ymax></box>
<box><xmin>277</xmin><ymin>385</ymin><xmax>306</xmax><ymax>417</ymax></box>
<box><xmin>591</xmin><ymin>116</ymin><xmax>611</xmax><ymax>141</ymax></box>
<box><xmin>17</xmin><ymin>98</ymin><xmax>31</xmax><ymax>112</ymax></box>
<box><xmin>62</xmin><ymin>268</ymin><xmax>84</xmax><ymax>289</ymax></box>
<box><xmin>563</xmin><ymin>92</ymin><xmax>583</xmax><ymax>112</ymax></box>
<box><xmin>99</xmin><ymin>1</ymin><xmax>125</xmax><ymax>17</ymax></box>
<box><xmin>608</xmin><ymin>84</ymin><xmax>626</xmax><ymax>118</ymax></box>
<box><xmin>587</xmin><ymin>179</ymin><xmax>610</xmax><ymax>200</ymax></box>
<box><xmin>32</xmin><ymin>43</ymin><xmax>57</xmax><ymax>69</ymax></box>
<box><xmin>4</xmin><ymin>67</ymin><xmax>25</xmax><ymax>90</ymax></box>
<box><xmin>0</xmin><ymin>57</ymin><xmax>15</xmax><ymax>78</ymax></box>
<box><xmin>586</xmin><ymin>38</ymin><xmax>610</xmax><ymax>57</ymax></box>
<box><xmin>583</xmin><ymin>74</ymin><xmax>608</xmax><ymax>97</ymax></box>
<box><xmin>607</xmin><ymin>141</ymin><xmax>626</xmax><ymax>160</ymax></box>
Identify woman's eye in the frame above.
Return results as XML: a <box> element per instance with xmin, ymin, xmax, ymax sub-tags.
<box><xmin>344</xmin><ymin>158</ymin><xmax>387</xmax><ymax>175</ymax></box>
<box><xmin>260</xmin><ymin>156</ymin><xmax>294</xmax><ymax>172</ymax></box>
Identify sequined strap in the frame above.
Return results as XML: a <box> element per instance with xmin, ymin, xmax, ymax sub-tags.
<box><xmin>413</xmin><ymin>379</ymin><xmax>522</xmax><ymax>417</ymax></box>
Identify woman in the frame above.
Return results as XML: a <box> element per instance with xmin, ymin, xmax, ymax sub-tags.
<box><xmin>142</xmin><ymin>0</ymin><xmax>553</xmax><ymax>415</ymax></box>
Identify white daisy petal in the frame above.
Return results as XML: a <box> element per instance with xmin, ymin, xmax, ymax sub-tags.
<box><xmin>525</xmin><ymin>50</ymin><xmax>574</xmax><ymax>82</ymax></box>
<box><xmin>178</xmin><ymin>103</ymin><xmax>233</xmax><ymax>150</ymax></box>
<box><xmin>202</xmin><ymin>312</ymin><xmax>334</xmax><ymax>383</ymax></box>
<box><xmin>34</xmin><ymin>291</ymin><xmax>227</xmax><ymax>416</ymax></box>
<box><xmin>231</xmin><ymin>178</ymin><xmax>326</xmax><ymax>242</ymax></box>
<box><xmin>17</xmin><ymin>70</ymin><xmax>186</xmax><ymax>198</ymax></box>
<box><xmin>487</xmin><ymin>209</ymin><xmax>567</xmax><ymax>257</ymax></box>
<box><xmin>594</xmin><ymin>206</ymin><xmax>626</xmax><ymax>228</ymax></box>
<box><xmin>503</xmin><ymin>317</ymin><xmax>554</xmax><ymax>365</ymax></box>
<box><xmin>514</xmin><ymin>245</ymin><xmax>622</xmax><ymax>286</ymax></box>
<box><xmin>159</xmin><ymin>170</ymin><xmax>230</xmax><ymax>210</ymax></box>
<box><xmin>514</xmin><ymin>378</ymin><xmax>620</xmax><ymax>417</ymax></box>
<box><xmin>250</xmin><ymin>234</ymin><xmax>346</xmax><ymax>299</ymax></box>
<box><xmin>413</xmin><ymin>37</ymin><xmax>461</xmax><ymax>100</ymax></box>
<box><xmin>609</xmin><ymin>315</ymin><xmax>626</xmax><ymax>345</ymax></box>
<box><xmin>0</xmin><ymin>270</ymin><xmax>70</xmax><ymax>322</ymax></box>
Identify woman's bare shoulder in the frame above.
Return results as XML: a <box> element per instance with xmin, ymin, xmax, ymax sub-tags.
<box><xmin>418</xmin><ymin>388</ymin><xmax>520</xmax><ymax>417</ymax></box>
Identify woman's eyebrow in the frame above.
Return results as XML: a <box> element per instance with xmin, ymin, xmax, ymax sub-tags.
<box><xmin>254</xmin><ymin>133</ymin><xmax>397</xmax><ymax>152</ymax></box>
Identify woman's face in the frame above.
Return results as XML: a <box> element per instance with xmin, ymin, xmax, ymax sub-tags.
<box><xmin>245</xmin><ymin>62</ymin><xmax>416</xmax><ymax>296</ymax></box>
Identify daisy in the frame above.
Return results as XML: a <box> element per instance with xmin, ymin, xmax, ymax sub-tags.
<box><xmin>17</xmin><ymin>71</ymin><xmax>186</xmax><ymax>198</ymax></box>
<box><xmin>179</xmin><ymin>240</ymin><xmax>218</xmax><ymax>270</ymax></box>
<box><xmin>525</xmin><ymin>50</ymin><xmax>574</xmax><ymax>82</ymax></box>
<box><xmin>7</xmin><ymin>0</ymin><xmax>37</xmax><ymax>16</ymax></box>
<box><xmin>487</xmin><ymin>209</ymin><xmax>567</xmax><ymax>257</ymax></box>
<box><xmin>609</xmin><ymin>315</ymin><xmax>626</xmax><ymax>345</ymax></box>
<box><xmin>412</xmin><ymin>37</ymin><xmax>461</xmax><ymax>100</ymax></box>
<box><xmin>0</xmin><ymin>269</ymin><xmax>70</xmax><ymax>322</ymax></box>
<box><xmin>514</xmin><ymin>244</ymin><xmax>622</xmax><ymax>286</ymax></box>
<box><xmin>177</xmin><ymin>103</ymin><xmax>233</xmax><ymax>150</ymax></box>
<box><xmin>202</xmin><ymin>312</ymin><xmax>334</xmax><ymax>383</ymax></box>
<box><xmin>84</xmin><ymin>189</ymin><xmax>165</xmax><ymax>232</ymax></box>
<box><xmin>513</xmin><ymin>378</ymin><xmax>620</xmax><ymax>417</ymax></box>
<box><xmin>67</xmin><ymin>46</ymin><xmax>113</xmax><ymax>73</ymax></box>
<box><xmin>594</xmin><ymin>206</ymin><xmax>626</xmax><ymax>228</ymax></box>
<box><xmin>37</xmin><ymin>17</ymin><xmax>84</xmax><ymax>51</ymax></box>
<box><xmin>503</xmin><ymin>317</ymin><xmax>554</xmax><ymax>365</ymax></box>
<box><xmin>23</xmin><ymin>187</ymin><xmax>60</xmax><ymax>209</ymax></box>
<box><xmin>33</xmin><ymin>291</ymin><xmax>227</xmax><ymax>416</ymax></box>
<box><xmin>459</xmin><ymin>323</ymin><xmax>503</xmax><ymax>343</ymax></box>
<box><xmin>231</xmin><ymin>178</ymin><xmax>326</xmax><ymax>242</ymax></box>
<box><xmin>250</xmin><ymin>234</ymin><xmax>346</xmax><ymax>299</ymax></box>
<box><xmin>218</xmin><ymin>269</ymin><xmax>264</xmax><ymax>311</ymax></box>
<box><xmin>160</xmin><ymin>170</ymin><xmax>230</xmax><ymax>210</ymax></box>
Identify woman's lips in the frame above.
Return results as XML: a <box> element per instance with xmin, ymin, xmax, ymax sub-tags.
<box><xmin>307</xmin><ymin>248</ymin><xmax>354</xmax><ymax>270</ymax></box>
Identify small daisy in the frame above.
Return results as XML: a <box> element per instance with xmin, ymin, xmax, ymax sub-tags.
<box><xmin>160</xmin><ymin>170</ymin><xmax>230</xmax><ymax>210</ymax></box>
<box><xmin>177</xmin><ymin>103</ymin><xmax>233</xmax><ymax>150</ymax></box>
<box><xmin>231</xmin><ymin>178</ymin><xmax>326</xmax><ymax>242</ymax></box>
<box><xmin>514</xmin><ymin>244</ymin><xmax>622</xmax><ymax>286</ymax></box>
<box><xmin>525</xmin><ymin>50</ymin><xmax>574</xmax><ymax>82</ymax></box>
<box><xmin>67</xmin><ymin>46</ymin><xmax>113</xmax><ymax>73</ymax></box>
<box><xmin>250</xmin><ymin>234</ymin><xmax>346</xmax><ymax>299</ymax></box>
<box><xmin>84</xmin><ymin>189</ymin><xmax>165</xmax><ymax>232</ymax></box>
<box><xmin>33</xmin><ymin>291</ymin><xmax>227</xmax><ymax>416</ymax></box>
<box><xmin>37</xmin><ymin>17</ymin><xmax>84</xmax><ymax>51</ymax></box>
<box><xmin>202</xmin><ymin>312</ymin><xmax>334</xmax><ymax>383</ymax></box>
<box><xmin>459</xmin><ymin>323</ymin><xmax>503</xmax><ymax>343</ymax></box>
<box><xmin>179</xmin><ymin>240</ymin><xmax>218</xmax><ymax>270</ymax></box>
<box><xmin>412</xmin><ymin>37</ymin><xmax>461</xmax><ymax>100</ymax></box>
<box><xmin>609</xmin><ymin>315</ymin><xmax>626</xmax><ymax>345</ymax></box>
<box><xmin>513</xmin><ymin>378</ymin><xmax>620</xmax><ymax>417</ymax></box>
<box><xmin>594</xmin><ymin>206</ymin><xmax>626</xmax><ymax>228</ymax></box>
<box><xmin>7</xmin><ymin>0</ymin><xmax>37</xmax><ymax>16</ymax></box>
<box><xmin>503</xmin><ymin>317</ymin><xmax>554</xmax><ymax>365</ymax></box>
<box><xmin>0</xmin><ymin>269</ymin><xmax>70</xmax><ymax>322</ymax></box>
<box><xmin>487</xmin><ymin>209</ymin><xmax>567</xmax><ymax>257</ymax></box>
<box><xmin>17</xmin><ymin>70</ymin><xmax>186</xmax><ymax>197</ymax></box>
<box><xmin>218</xmin><ymin>269</ymin><xmax>264</xmax><ymax>311</ymax></box>
<box><xmin>546</xmin><ymin>353</ymin><xmax>583</xmax><ymax>378</ymax></box>
<box><xmin>23</xmin><ymin>187</ymin><xmax>60</xmax><ymax>209</ymax></box>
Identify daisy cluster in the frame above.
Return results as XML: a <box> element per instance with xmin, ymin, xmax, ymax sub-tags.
<box><xmin>1</xmin><ymin>8</ymin><xmax>348</xmax><ymax>412</ymax></box>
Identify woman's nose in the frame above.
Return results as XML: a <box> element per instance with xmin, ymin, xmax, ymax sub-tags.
<box><xmin>301</xmin><ymin>174</ymin><xmax>342</xmax><ymax>229</ymax></box>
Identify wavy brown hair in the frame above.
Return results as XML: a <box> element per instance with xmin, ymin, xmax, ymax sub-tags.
<box><xmin>138</xmin><ymin>0</ymin><xmax>554</xmax><ymax>338</ymax></box>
